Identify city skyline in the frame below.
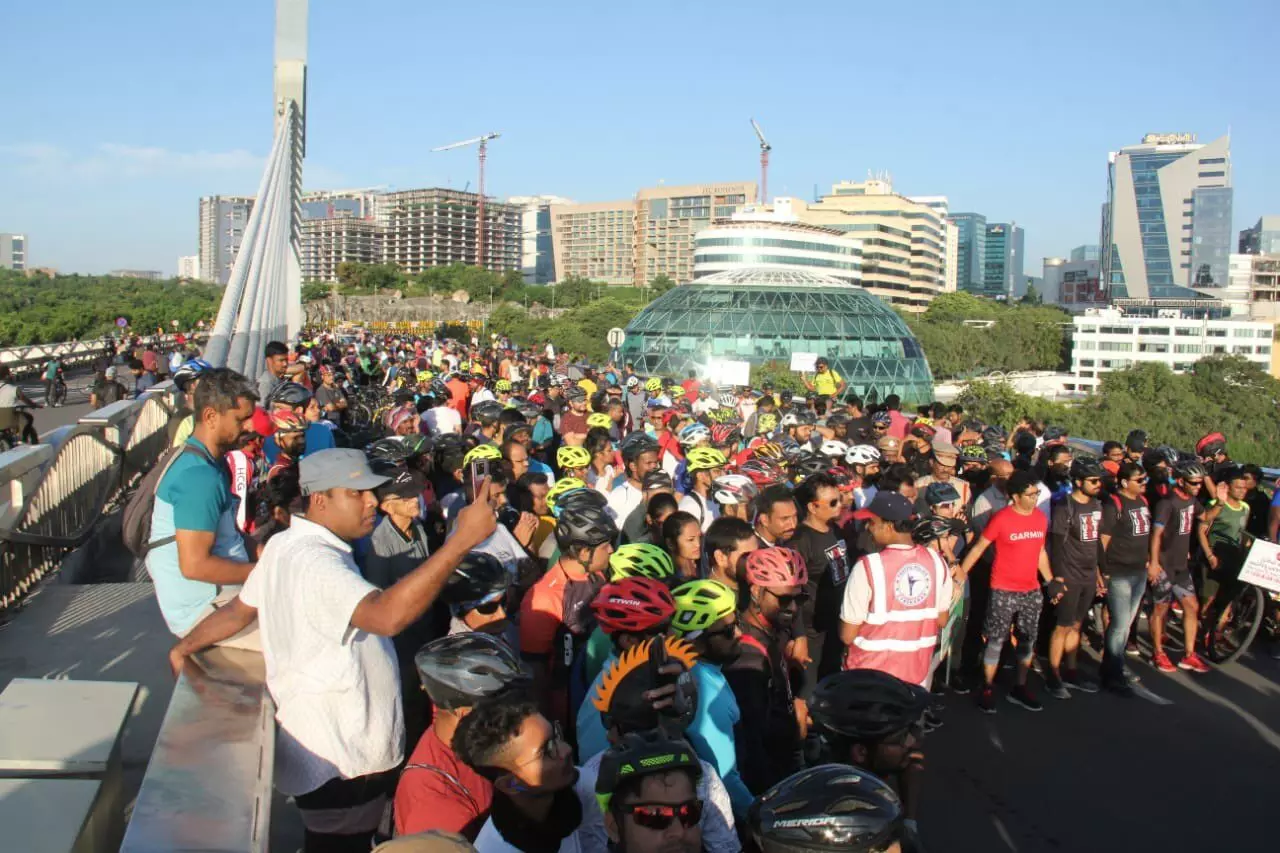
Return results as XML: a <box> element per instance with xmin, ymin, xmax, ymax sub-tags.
<box><xmin>2</xmin><ymin>0</ymin><xmax>1277</xmax><ymax>275</ymax></box>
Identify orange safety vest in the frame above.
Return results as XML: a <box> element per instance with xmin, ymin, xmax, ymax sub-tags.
<box><xmin>844</xmin><ymin>544</ymin><xmax>948</xmax><ymax>687</ymax></box>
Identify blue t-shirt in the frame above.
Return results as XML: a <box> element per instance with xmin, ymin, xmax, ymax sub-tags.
<box><xmin>532</xmin><ymin>416</ymin><xmax>554</xmax><ymax>448</ymax></box>
<box><xmin>147</xmin><ymin>438</ymin><xmax>249</xmax><ymax>634</ymax></box>
<box><xmin>576</xmin><ymin>657</ymin><xmax>752</xmax><ymax>815</ymax></box>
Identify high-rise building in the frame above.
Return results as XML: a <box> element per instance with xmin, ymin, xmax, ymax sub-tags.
<box><xmin>908</xmin><ymin>196</ymin><xmax>958</xmax><ymax>293</ymax></box>
<box><xmin>1101</xmin><ymin>133</ymin><xmax>1232</xmax><ymax>300</ymax></box>
<box><xmin>784</xmin><ymin>179</ymin><xmax>948</xmax><ymax>311</ymax></box>
<box><xmin>693</xmin><ymin>202</ymin><xmax>862</xmax><ymax>283</ymax></box>
<box><xmin>299</xmin><ymin>190</ymin><xmax>382</xmax><ymax>283</ymax></box>
<box><xmin>1230</xmin><ymin>252</ymin><xmax>1280</xmax><ymax>322</ymax></box>
<box><xmin>551</xmin><ymin>182</ymin><xmax>755</xmax><ymax>286</ymax></box>
<box><xmin>199</xmin><ymin>196</ymin><xmax>255</xmax><ymax>284</ymax></box>
<box><xmin>1042</xmin><ymin>258</ymin><xmax>1066</xmax><ymax>304</ymax></box>
<box><xmin>509</xmin><ymin>195</ymin><xmax>573</xmax><ymax>284</ymax></box>
<box><xmin>0</xmin><ymin>233</ymin><xmax>28</xmax><ymax>271</ymax></box>
<box><xmin>983</xmin><ymin>223</ymin><xmax>1025</xmax><ymax>299</ymax></box>
<box><xmin>177</xmin><ymin>256</ymin><xmax>199</xmax><ymax>279</ymax></box>
<box><xmin>1239</xmin><ymin>216</ymin><xmax>1280</xmax><ymax>255</ymax></box>
<box><xmin>949</xmin><ymin>213</ymin><xmax>986</xmax><ymax>293</ymax></box>
<box><xmin>1070</xmin><ymin>244</ymin><xmax>1101</xmax><ymax>263</ymax></box>
<box><xmin>1059</xmin><ymin>260</ymin><xmax>1105</xmax><ymax>312</ymax></box>
<box><xmin>379</xmin><ymin>188</ymin><xmax>520</xmax><ymax>276</ymax></box>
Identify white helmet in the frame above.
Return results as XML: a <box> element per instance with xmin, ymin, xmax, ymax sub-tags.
<box><xmin>819</xmin><ymin>439</ymin><xmax>850</xmax><ymax>459</ymax></box>
<box><xmin>780</xmin><ymin>412</ymin><xmax>800</xmax><ymax>428</ymax></box>
<box><xmin>718</xmin><ymin>392</ymin><xmax>739</xmax><ymax>408</ymax></box>
<box><xmin>846</xmin><ymin>444</ymin><xmax>882</xmax><ymax>466</ymax></box>
<box><xmin>678</xmin><ymin>422</ymin><xmax>711</xmax><ymax>448</ymax></box>
<box><xmin>712</xmin><ymin>474</ymin><xmax>759</xmax><ymax>506</ymax></box>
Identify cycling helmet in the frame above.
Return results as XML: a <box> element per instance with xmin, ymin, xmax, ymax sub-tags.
<box><xmin>551</xmin><ymin>372</ymin><xmax>571</xmax><ymax>385</ymax></box>
<box><xmin>594</xmin><ymin>721</ymin><xmax>701</xmax><ymax>813</ymax></box>
<box><xmin>780</xmin><ymin>413</ymin><xmax>800</xmax><ymax>428</ymax></box>
<box><xmin>440</xmin><ymin>552</ymin><xmax>511</xmax><ymax>613</ymax></box>
<box><xmin>871</xmin><ymin>410</ymin><xmax>892</xmax><ymax>428</ymax></box>
<box><xmin>270</xmin><ymin>409</ymin><xmax>307</xmax><ymax>434</ymax></box>
<box><xmin>471</xmin><ymin>400</ymin><xmax>504</xmax><ymax>426</ymax></box>
<box><xmin>825</xmin><ymin>411</ymin><xmax>852</xmax><ymax>427</ymax></box>
<box><xmin>670</xmin><ymin>579</ymin><xmax>737</xmax><ymax>638</ymax></box>
<box><xmin>678</xmin><ymin>422</ymin><xmax>711</xmax><ymax>448</ymax></box>
<box><xmin>1069</xmin><ymin>458</ymin><xmax>1104</xmax><ymax>482</ymax></box>
<box><xmin>565</xmin><ymin>386</ymin><xmax>588</xmax><ymax>403</ymax></box>
<box><xmin>959</xmin><ymin>444</ymin><xmax>988</xmax><ymax>464</ymax></box>
<box><xmin>586</xmin><ymin>412</ymin><xmax>614</xmax><ymax>430</ymax></box>
<box><xmin>1125</xmin><ymin>429</ymin><xmax>1148</xmax><ymax>452</ymax></box>
<box><xmin>808</xmin><ymin>668</ymin><xmax>930</xmax><ymax>741</ymax></box>
<box><xmin>739</xmin><ymin>457</ymin><xmax>787</xmax><ymax>488</ymax></box>
<box><xmin>749</xmin><ymin>764</ymin><xmax>903</xmax><ymax>853</ymax></box>
<box><xmin>416</xmin><ymin>370</ymin><xmax>432</xmax><ymax>384</ymax></box>
<box><xmin>367</xmin><ymin>437</ymin><xmax>413</xmax><ymax>463</ymax></box>
<box><xmin>792</xmin><ymin>454</ymin><xmax>830</xmax><ymax>481</ymax></box>
<box><xmin>494</xmin><ymin>379</ymin><xmax>512</xmax><ymax>393</ymax></box>
<box><xmin>554</xmin><ymin>504</ymin><xmax>619</xmax><ymax>551</ymax></box>
<box><xmin>545</xmin><ymin>476</ymin><xmax>587</xmax><ymax>512</ymax></box>
<box><xmin>644</xmin><ymin>377</ymin><xmax>664</xmax><ymax>393</ymax></box>
<box><xmin>712</xmin><ymin>474</ymin><xmax>759</xmax><ymax>506</ymax></box>
<box><xmin>923</xmin><ymin>480</ymin><xmax>961</xmax><ymax>506</ymax></box>
<box><xmin>777</xmin><ymin>436</ymin><xmax>803</xmax><ymax>458</ymax></box>
<box><xmin>1174</xmin><ymin>460</ymin><xmax>1208</xmax><ymax>482</ymax></box>
<box><xmin>819</xmin><ymin>439</ymin><xmax>850</xmax><ymax>459</ymax></box>
<box><xmin>609</xmin><ymin>543</ymin><xmax>676</xmax><ymax>582</ymax></box>
<box><xmin>745</xmin><ymin>547</ymin><xmax>809</xmax><ymax>588</ymax></box>
<box><xmin>793</xmin><ymin>410</ymin><xmax>817</xmax><ymax>426</ymax></box>
<box><xmin>1151</xmin><ymin>444</ymin><xmax>1180</xmax><ymax>467</ymax></box>
<box><xmin>265</xmin><ymin>381</ymin><xmax>312</xmax><ymax>408</ymax></box>
<box><xmin>669</xmin><ymin>385</ymin><xmax>687</xmax><ymax>400</ymax></box>
<box><xmin>718</xmin><ymin>392</ymin><xmax>739</xmax><ymax>408</ymax></box>
<box><xmin>430</xmin><ymin>378</ymin><xmax>451</xmax><ymax>400</ymax></box>
<box><xmin>756</xmin><ymin>412</ymin><xmax>779</xmax><ymax>433</ymax></box>
<box><xmin>619</xmin><ymin>432</ymin><xmax>660</xmax><ymax>463</ymax></box>
<box><xmin>172</xmin><ymin>358</ymin><xmax>212</xmax><ymax>390</ymax></box>
<box><xmin>710</xmin><ymin>424</ymin><xmax>742</xmax><ymax>447</ymax></box>
<box><xmin>592</xmin><ymin>636</ymin><xmax>699</xmax><ymax>734</ymax></box>
<box><xmin>845</xmin><ymin>445</ymin><xmax>881</xmax><ymax>467</ymax></box>
<box><xmin>591</xmin><ymin>577</ymin><xmax>676</xmax><ymax>635</ymax></box>
<box><xmin>414</xmin><ymin>632</ymin><xmax>530</xmax><ymax>711</ymax></box>
<box><xmin>685</xmin><ymin>446</ymin><xmax>727</xmax><ymax>473</ymax></box>
<box><xmin>1196</xmin><ymin>432</ymin><xmax>1227</xmax><ymax>457</ymax></box>
<box><xmin>909</xmin><ymin>422</ymin><xmax>936</xmax><ymax>440</ymax></box>
<box><xmin>555</xmin><ymin>485</ymin><xmax>610</xmax><ymax>516</ymax></box>
<box><xmin>626</xmin><ymin>375</ymin><xmax>641</xmax><ymax>389</ymax></box>
<box><xmin>1043</xmin><ymin>424</ymin><xmax>1068</xmax><ymax>442</ymax></box>
<box><xmin>982</xmin><ymin>424</ymin><xmax>1007</xmax><ymax>444</ymax></box>
<box><xmin>463</xmin><ymin>444</ymin><xmax>502</xmax><ymax>465</ymax></box>
<box><xmin>557</xmin><ymin>445</ymin><xmax>592</xmax><ymax>470</ymax></box>
<box><xmin>911</xmin><ymin>515</ymin><xmax>955</xmax><ymax>544</ymax></box>
<box><xmin>754</xmin><ymin>441</ymin><xmax>786</xmax><ymax>460</ymax></box>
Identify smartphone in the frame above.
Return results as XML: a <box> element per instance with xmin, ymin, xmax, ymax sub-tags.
<box><xmin>468</xmin><ymin>459</ymin><xmax>491</xmax><ymax>501</ymax></box>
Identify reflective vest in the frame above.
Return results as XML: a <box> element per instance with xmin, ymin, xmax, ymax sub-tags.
<box><xmin>844</xmin><ymin>544</ymin><xmax>948</xmax><ymax>687</ymax></box>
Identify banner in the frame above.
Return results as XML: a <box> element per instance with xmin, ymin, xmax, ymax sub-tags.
<box><xmin>1238</xmin><ymin>539</ymin><xmax>1280</xmax><ymax>594</ymax></box>
<box><xmin>705</xmin><ymin>359</ymin><xmax>751</xmax><ymax>388</ymax></box>
<box><xmin>789</xmin><ymin>352</ymin><xmax>817</xmax><ymax>373</ymax></box>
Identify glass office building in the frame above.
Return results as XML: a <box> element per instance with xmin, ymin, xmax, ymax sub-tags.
<box><xmin>618</xmin><ymin>268</ymin><xmax>935</xmax><ymax>403</ymax></box>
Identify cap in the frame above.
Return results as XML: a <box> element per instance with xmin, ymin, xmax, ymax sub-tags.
<box><xmin>299</xmin><ymin>448</ymin><xmax>390</xmax><ymax>496</ymax></box>
<box><xmin>931</xmin><ymin>438</ymin><xmax>958</xmax><ymax>463</ymax></box>
<box><xmin>876</xmin><ymin>435</ymin><xmax>901</xmax><ymax>452</ymax></box>
<box><xmin>852</xmin><ymin>491</ymin><xmax>915</xmax><ymax>522</ymax></box>
<box><xmin>375</xmin><ymin>467</ymin><xmax>427</xmax><ymax>501</ymax></box>
<box><xmin>642</xmin><ymin>470</ymin><xmax>674</xmax><ymax>491</ymax></box>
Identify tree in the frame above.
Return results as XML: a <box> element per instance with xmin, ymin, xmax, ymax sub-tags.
<box><xmin>1020</xmin><ymin>284</ymin><xmax>1042</xmax><ymax>305</ymax></box>
<box><xmin>649</xmin><ymin>274</ymin><xmax>677</xmax><ymax>295</ymax></box>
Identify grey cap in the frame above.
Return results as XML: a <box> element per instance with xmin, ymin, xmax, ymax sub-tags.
<box><xmin>299</xmin><ymin>448</ymin><xmax>390</xmax><ymax>495</ymax></box>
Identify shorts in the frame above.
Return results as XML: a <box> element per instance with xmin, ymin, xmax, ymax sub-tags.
<box><xmin>1054</xmin><ymin>577</ymin><xmax>1097</xmax><ymax>627</ymax></box>
<box><xmin>983</xmin><ymin>589</ymin><xmax>1042</xmax><ymax>666</ymax></box>
<box><xmin>1150</xmin><ymin>570</ymin><xmax>1195</xmax><ymax>605</ymax></box>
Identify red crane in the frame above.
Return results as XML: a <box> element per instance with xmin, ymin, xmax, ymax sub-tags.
<box><xmin>432</xmin><ymin>132</ymin><xmax>501</xmax><ymax>268</ymax></box>
<box><xmin>750</xmin><ymin>118</ymin><xmax>771</xmax><ymax>205</ymax></box>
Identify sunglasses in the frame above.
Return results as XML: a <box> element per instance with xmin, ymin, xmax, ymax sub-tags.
<box><xmin>817</xmin><ymin>498</ymin><xmax>841</xmax><ymax>508</ymax></box>
<box><xmin>1184</xmin><ymin>480</ymin><xmax>1204</xmax><ymax>487</ymax></box>
<box><xmin>702</xmin><ymin>622</ymin><xmax>737</xmax><ymax>640</ymax></box>
<box><xmin>625</xmin><ymin>800</ymin><xmax>703</xmax><ymax>831</ymax></box>
<box><xmin>767</xmin><ymin>589</ymin><xmax>810</xmax><ymax>609</ymax></box>
<box><xmin>467</xmin><ymin>597</ymin><xmax>504</xmax><ymax>615</ymax></box>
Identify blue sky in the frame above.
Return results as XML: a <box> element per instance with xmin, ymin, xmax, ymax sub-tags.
<box><xmin>2</xmin><ymin>0</ymin><xmax>1277</xmax><ymax>275</ymax></box>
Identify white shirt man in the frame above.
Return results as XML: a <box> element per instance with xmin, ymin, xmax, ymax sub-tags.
<box><xmin>422</xmin><ymin>404</ymin><xmax>462</xmax><ymax>435</ymax></box>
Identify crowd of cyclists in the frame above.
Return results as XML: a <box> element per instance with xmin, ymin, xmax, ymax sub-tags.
<box><xmin>148</xmin><ymin>328</ymin><xmax>1278</xmax><ymax>853</ymax></box>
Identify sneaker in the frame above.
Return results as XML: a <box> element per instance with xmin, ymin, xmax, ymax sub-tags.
<box><xmin>1043</xmin><ymin>671</ymin><xmax>1071</xmax><ymax>700</ymax></box>
<box><xmin>1063</xmin><ymin>669</ymin><xmax>1100</xmax><ymax>694</ymax></box>
<box><xmin>922</xmin><ymin>710</ymin><xmax>944</xmax><ymax>732</ymax></box>
<box><xmin>946</xmin><ymin>673</ymin><xmax>972</xmax><ymax>695</ymax></box>
<box><xmin>1179</xmin><ymin>653</ymin><xmax>1211</xmax><ymax>674</ymax></box>
<box><xmin>1125</xmin><ymin>670</ymin><xmax>1142</xmax><ymax>685</ymax></box>
<box><xmin>1125</xmin><ymin>642</ymin><xmax>1142</xmax><ymax>657</ymax></box>
<box><xmin>1006</xmin><ymin>685</ymin><xmax>1043</xmax><ymax>712</ymax></box>
<box><xmin>977</xmin><ymin>686</ymin><xmax>997</xmax><ymax>714</ymax></box>
<box><xmin>1103</xmin><ymin>677</ymin><xmax>1135</xmax><ymax>698</ymax></box>
<box><xmin>1151</xmin><ymin>651</ymin><xmax>1177</xmax><ymax>673</ymax></box>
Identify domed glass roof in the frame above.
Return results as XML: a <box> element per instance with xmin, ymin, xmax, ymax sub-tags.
<box><xmin>618</xmin><ymin>268</ymin><xmax>934</xmax><ymax>403</ymax></box>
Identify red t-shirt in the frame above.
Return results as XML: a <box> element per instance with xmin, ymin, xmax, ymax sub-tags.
<box><xmin>983</xmin><ymin>505</ymin><xmax>1048</xmax><ymax>592</ymax></box>
<box><xmin>560</xmin><ymin>411</ymin><xmax>590</xmax><ymax>437</ymax></box>
<box><xmin>681</xmin><ymin>378</ymin><xmax>701</xmax><ymax>398</ymax></box>
<box><xmin>394</xmin><ymin>728</ymin><xmax>494</xmax><ymax>840</ymax></box>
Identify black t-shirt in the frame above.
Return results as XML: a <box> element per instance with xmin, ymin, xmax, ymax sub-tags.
<box><xmin>1153</xmin><ymin>491</ymin><xmax>1202</xmax><ymax>580</ymax></box>
<box><xmin>1100</xmin><ymin>493</ymin><xmax>1151</xmax><ymax>575</ymax></box>
<box><xmin>723</xmin><ymin>621</ymin><xmax>800</xmax><ymax>794</ymax></box>
<box><xmin>786</xmin><ymin>523</ymin><xmax>850</xmax><ymax>635</ymax></box>
<box><xmin>1050</xmin><ymin>496</ymin><xmax>1102</xmax><ymax>581</ymax></box>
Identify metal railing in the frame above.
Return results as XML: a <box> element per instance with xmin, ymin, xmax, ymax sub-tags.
<box><xmin>0</xmin><ymin>332</ymin><xmax>209</xmax><ymax>378</ymax></box>
<box><xmin>0</xmin><ymin>384</ymin><xmax>177</xmax><ymax>610</ymax></box>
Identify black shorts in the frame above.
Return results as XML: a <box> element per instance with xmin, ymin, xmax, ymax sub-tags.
<box><xmin>1054</xmin><ymin>577</ymin><xmax>1097</xmax><ymax>627</ymax></box>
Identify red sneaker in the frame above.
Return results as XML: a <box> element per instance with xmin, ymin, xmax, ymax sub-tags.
<box><xmin>1151</xmin><ymin>651</ymin><xmax>1177</xmax><ymax>673</ymax></box>
<box><xmin>1178</xmin><ymin>653</ymin><xmax>1211</xmax><ymax>674</ymax></box>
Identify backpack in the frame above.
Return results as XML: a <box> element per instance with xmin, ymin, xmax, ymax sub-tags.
<box><xmin>122</xmin><ymin>444</ymin><xmax>201</xmax><ymax>558</ymax></box>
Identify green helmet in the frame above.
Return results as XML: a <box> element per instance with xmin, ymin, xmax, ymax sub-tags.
<box><xmin>546</xmin><ymin>476</ymin><xmax>587</xmax><ymax>512</ymax></box>
<box><xmin>670</xmin><ymin>579</ymin><xmax>737</xmax><ymax>638</ymax></box>
<box><xmin>608</xmin><ymin>543</ymin><xmax>676</xmax><ymax>582</ymax></box>
<box><xmin>557</xmin><ymin>445</ymin><xmax>592</xmax><ymax>470</ymax></box>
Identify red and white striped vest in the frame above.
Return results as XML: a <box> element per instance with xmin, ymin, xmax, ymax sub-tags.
<box><xmin>844</xmin><ymin>544</ymin><xmax>948</xmax><ymax>687</ymax></box>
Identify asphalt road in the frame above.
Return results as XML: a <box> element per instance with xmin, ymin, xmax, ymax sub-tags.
<box><xmin>921</xmin><ymin>629</ymin><xmax>1280</xmax><ymax>852</ymax></box>
<box><xmin>18</xmin><ymin>371</ymin><xmax>110</xmax><ymax>437</ymax></box>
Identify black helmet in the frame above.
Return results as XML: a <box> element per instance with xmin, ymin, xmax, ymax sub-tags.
<box><xmin>555</xmin><ymin>485</ymin><xmax>610</xmax><ymax>516</ymax></box>
<box><xmin>808</xmin><ymin>669</ymin><xmax>930</xmax><ymax>742</ymax></box>
<box><xmin>595</xmin><ymin>728</ymin><xmax>701</xmax><ymax>812</ymax></box>
<box><xmin>1174</xmin><ymin>460</ymin><xmax>1208</xmax><ymax>481</ymax></box>
<box><xmin>619</xmin><ymin>431</ymin><xmax>659</xmax><ymax>464</ymax></box>
<box><xmin>413</xmin><ymin>632</ymin><xmax>529</xmax><ymax>710</ymax></box>
<box><xmin>982</xmin><ymin>424</ymin><xmax>1007</xmax><ymax>444</ymax></box>
<box><xmin>911</xmin><ymin>516</ymin><xmax>953</xmax><ymax>545</ymax></box>
<box><xmin>441</xmin><ymin>552</ymin><xmax>511</xmax><ymax>613</ymax></box>
<box><xmin>429</xmin><ymin>379</ymin><xmax>451</xmax><ymax>400</ymax></box>
<box><xmin>565</xmin><ymin>385</ymin><xmax>588</xmax><ymax>403</ymax></box>
<box><xmin>1124</xmin><ymin>429</ymin><xmax>1147</xmax><ymax>452</ymax></box>
<box><xmin>266</xmin><ymin>381</ymin><xmax>313</xmax><ymax>408</ymax></box>
<box><xmin>1043</xmin><ymin>424</ymin><xmax>1068</xmax><ymax>442</ymax></box>
<box><xmin>554</xmin><ymin>504</ymin><xmax>618</xmax><ymax>551</ymax></box>
<box><xmin>1152</xmin><ymin>444</ymin><xmax>1179</xmax><ymax>467</ymax></box>
<box><xmin>1069</xmin><ymin>458</ymin><xmax>1104</xmax><ymax>482</ymax></box>
<box><xmin>792</xmin><ymin>453</ymin><xmax>829</xmax><ymax>481</ymax></box>
<box><xmin>749</xmin><ymin>764</ymin><xmax>903</xmax><ymax>853</ymax></box>
<box><xmin>471</xmin><ymin>400</ymin><xmax>504</xmax><ymax>426</ymax></box>
<box><xmin>367</xmin><ymin>438</ymin><xmax>413</xmax><ymax>463</ymax></box>
<box><xmin>400</xmin><ymin>433</ymin><xmax>433</xmax><ymax>459</ymax></box>
<box><xmin>591</xmin><ymin>635</ymin><xmax>699</xmax><ymax>734</ymax></box>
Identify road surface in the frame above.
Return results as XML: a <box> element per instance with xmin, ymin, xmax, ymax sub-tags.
<box><xmin>19</xmin><ymin>371</ymin><xmax>118</xmax><ymax>437</ymax></box>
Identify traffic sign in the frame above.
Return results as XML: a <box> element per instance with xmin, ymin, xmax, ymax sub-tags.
<box><xmin>170</xmin><ymin>320</ymin><xmax>179</xmax><ymax>328</ymax></box>
<box><xmin>607</xmin><ymin>327</ymin><xmax>626</xmax><ymax>348</ymax></box>
<box><xmin>115</xmin><ymin>317</ymin><xmax>128</xmax><ymax>328</ymax></box>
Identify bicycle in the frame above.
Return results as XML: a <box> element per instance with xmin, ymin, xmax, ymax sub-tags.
<box><xmin>1199</xmin><ymin>545</ymin><xmax>1279</xmax><ymax>665</ymax></box>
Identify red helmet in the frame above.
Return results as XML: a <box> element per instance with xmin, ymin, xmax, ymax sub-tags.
<box><xmin>710</xmin><ymin>424</ymin><xmax>741</xmax><ymax>446</ymax></box>
<box><xmin>745</xmin><ymin>547</ymin><xmax>809</xmax><ymax>588</ymax></box>
<box><xmin>591</xmin><ymin>577</ymin><xmax>676</xmax><ymax>635</ymax></box>
<box><xmin>1196</xmin><ymin>432</ymin><xmax>1226</xmax><ymax>457</ymax></box>
<box><xmin>739</xmin><ymin>457</ymin><xmax>786</xmax><ymax>488</ymax></box>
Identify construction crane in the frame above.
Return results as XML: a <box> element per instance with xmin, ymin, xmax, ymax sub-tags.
<box><xmin>750</xmin><ymin>118</ymin><xmax>771</xmax><ymax>205</ymax></box>
<box><xmin>432</xmin><ymin>132</ymin><xmax>501</xmax><ymax>268</ymax></box>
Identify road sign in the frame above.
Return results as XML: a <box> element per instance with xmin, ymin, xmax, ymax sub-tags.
<box><xmin>607</xmin><ymin>327</ymin><xmax>626</xmax><ymax>348</ymax></box>
<box><xmin>115</xmin><ymin>317</ymin><xmax>128</xmax><ymax>328</ymax></box>
<box><xmin>171</xmin><ymin>320</ymin><xmax>179</xmax><ymax>328</ymax></box>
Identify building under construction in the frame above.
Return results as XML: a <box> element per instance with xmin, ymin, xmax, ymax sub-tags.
<box><xmin>379</xmin><ymin>188</ymin><xmax>520</xmax><ymax>276</ymax></box>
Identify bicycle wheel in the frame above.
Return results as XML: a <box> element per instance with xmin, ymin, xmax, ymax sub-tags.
<box><xmin>1203</xmin><ymin>584</ymin><xmax>1265</xmax><ymax>665</ymax></box>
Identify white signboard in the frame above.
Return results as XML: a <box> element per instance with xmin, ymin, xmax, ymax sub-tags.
<box><xmin>789</xmin><ymin>352</ymin><xmax>817</xmax><ymax>373</ymax></box>
<box><xmin>705</xmin><ymin>359</ymin><xmax>751</xmax><ymax>388</ymax></box>
<box><xmin>1238</xmin><ymin>539</ymin><xmax>1280</xmax><ymax>594</ymax></box>
<box><xmin>607</xmin><ymin>327</ymin><xmax>626</xmax><ymax>348</ymax></box>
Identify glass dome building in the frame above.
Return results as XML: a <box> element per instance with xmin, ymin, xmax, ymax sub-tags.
<box><xmin>618</xmin><ymin>268</ymin><xmax>934</xmax><ymax>403</ymax></box>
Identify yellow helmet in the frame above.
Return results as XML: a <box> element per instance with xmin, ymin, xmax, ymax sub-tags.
<box><xmin>557</xmin><ymin>445</ymin><xmax>592</xmax><ymax>470</ymax></box>
<box><xmin>463</xmin><ymin>444</ymin><xmax>502</xmax><ymax>465</ymax></box>
<box><xmin>586</xmin><ymin>413</ymin><xmax>613</xmax><ymax>430</ymax></box>
<box><xmin>685</xmin><ymin>446</ymin><xmax>727</xmax><ymax>473</ymax></box>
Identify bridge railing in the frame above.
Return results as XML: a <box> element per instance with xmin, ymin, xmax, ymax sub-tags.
<box><xmin>0</xmin><ymin>332</ymin><xmax>208</xmax><ymax>379</ymax></box>
<box><xmin>0</xmin><ymin>383</ymin><xmax>177</xmax><ymax>610</ymax></box>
